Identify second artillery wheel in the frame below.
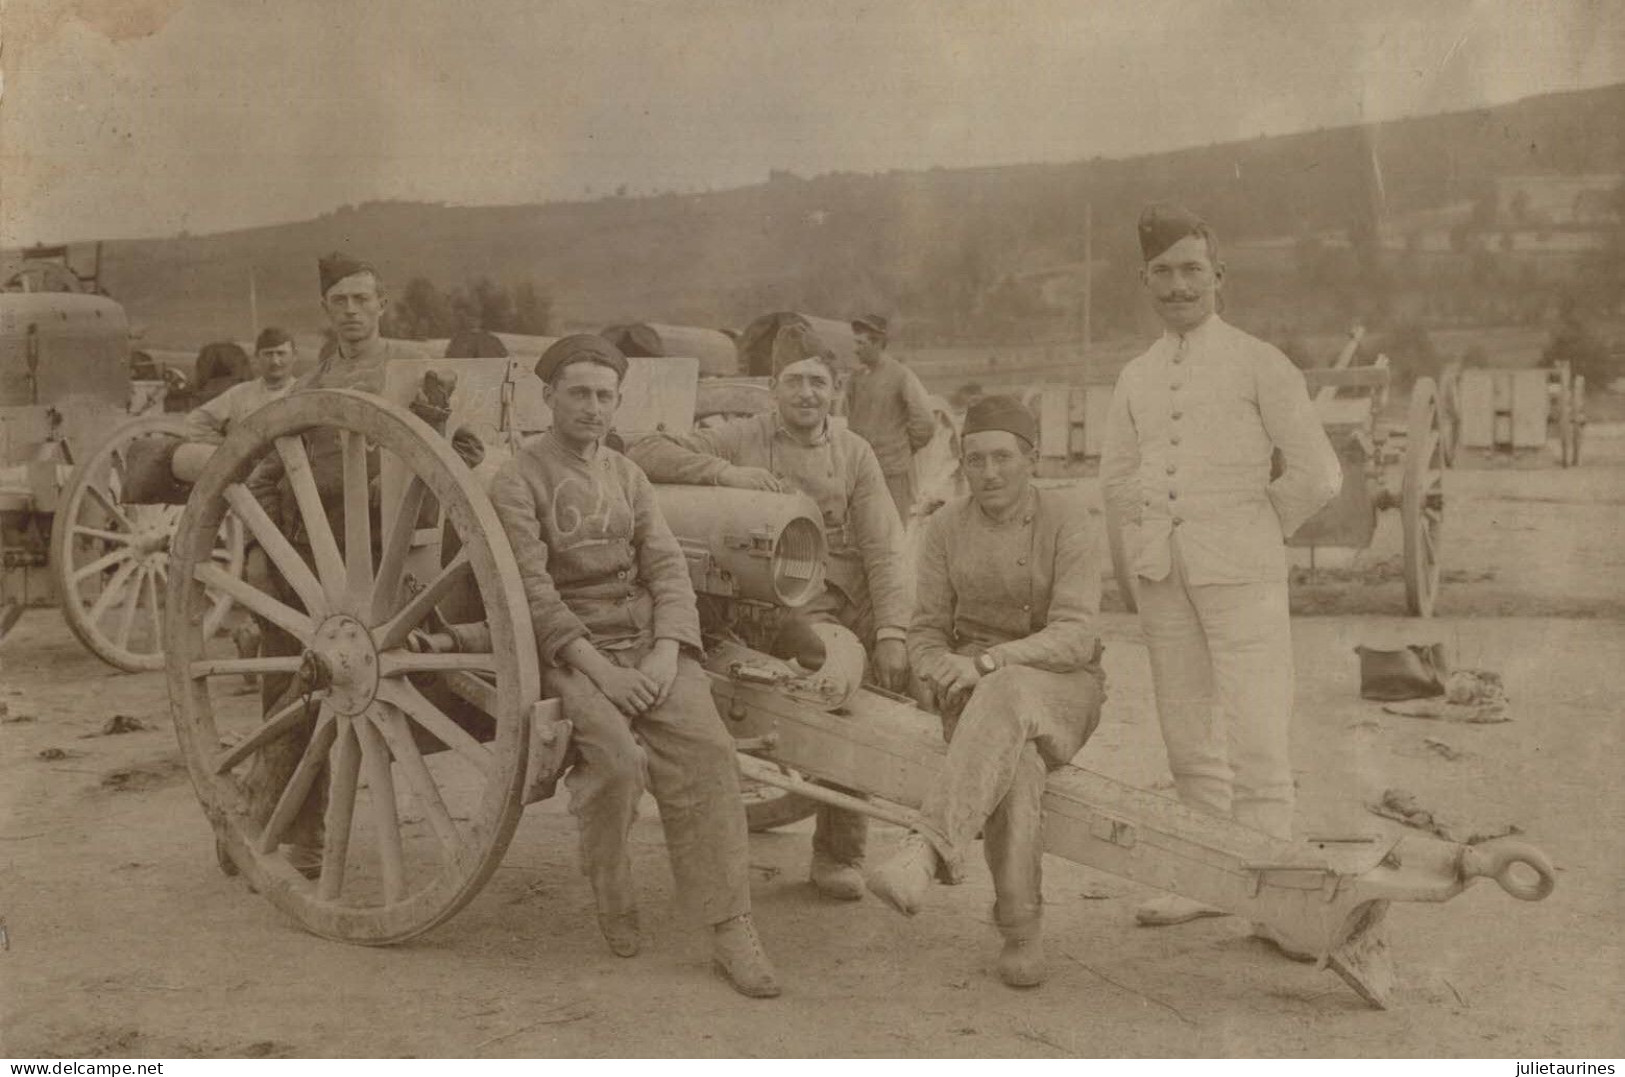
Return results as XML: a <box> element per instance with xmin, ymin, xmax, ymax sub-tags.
<box><xmin>166</xmin><ymin>390</ymin><xmax>538</xmax><ymax>944</ymax></box>
<box><xmin>51</xmin><ymin>415</ymin><xmax>244</xmax><ymax>671</ymax></box>
<box><xmin>1401</xmin><ymin>377</ymin><xmax>1445</xmax><ymax>617</ymax></box>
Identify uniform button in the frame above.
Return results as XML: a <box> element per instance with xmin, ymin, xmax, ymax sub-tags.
<box><xmin>1166</xmin><ymin>464</ymin><xmax>1177</xmax><ymax>475</ymax></box>
<box><xmin>1171</xmin><ymin>381</ymin><xmax>1183</xmax><ymax>391</ymax></box>
<box><xmin>616</xmin><ymin>570</ymin><xmax>627</xmax><ymax>579</ymax></box>
<box><xmin>1022</xmin><ymin>515</ymin><xmax>1032</xmax><ymax>524</ymax></box>
<box><xmin>1017</xmin><ymin>557</ymin><xmax>1027</xmax><ymax>566</ymax></box>
<box><xmin>1169</xmin><ymin>490</ymin><xmax>1178</xmax><ymax>500</ymax></box>
<box><xmin>1172</xmin><ymin>410</ymin><xmax>1183</xmax><ymax>420</ymax></box>
<box><xmin>1170</xmin><ymin>434</ymin><xmax>1182</xmax><ymax>446</ymax></box>
<box><xmin>1173</xmin><ymin>516</ymin><xmax>1184</xmax><ymax>526</ymax></box>
<box><xmin>1021</xmin><ymin>604</ymin><xmax>1031</xmax><ymax>612</ymax></box>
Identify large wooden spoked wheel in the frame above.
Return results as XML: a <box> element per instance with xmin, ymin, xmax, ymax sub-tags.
<box><xmin>51</xmin><ymin>415</ymin><xmax>245</xmax><ymax>671</ymax></box>
<box><xmin>1401</xmin><ymin>377</ymin><xmax>1445</xmax><ymax>617</ymax></box>
<box><xmin>166</xmin><ymin>390</ymin><xmax>537</xmax><ymax>944</ymax></box>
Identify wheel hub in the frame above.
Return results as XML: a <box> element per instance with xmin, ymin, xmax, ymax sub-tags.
<box><xmin>307</xmin><ymin>614</ymin><xmax>379</xmax><ymax>715</ymax></box>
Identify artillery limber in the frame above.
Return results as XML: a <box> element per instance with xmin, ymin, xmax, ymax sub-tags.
<box><xmin>1451</xmin><ymin>361</ymin><xmax>1586</xmax><ymax>468</ymax></box>
<box><xmin>167</xmin><ymin>353</ymin><xmax>1549</xmax><ymax>1008</ymax></box>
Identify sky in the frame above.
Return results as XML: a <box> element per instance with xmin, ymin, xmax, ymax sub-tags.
<box><xmin>2</xmin><ymin>0</ymin><xmax>1622</xmax><ymax>247</ymax></box>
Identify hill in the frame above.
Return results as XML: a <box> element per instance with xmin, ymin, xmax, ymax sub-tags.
<box><xmin>9</xmin><ymin>82</ymin><xmax>1623</xmax><ymax>353</ymax></box>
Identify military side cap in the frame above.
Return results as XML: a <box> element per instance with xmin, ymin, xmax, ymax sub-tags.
<box><xmin>536</xmin><ymin>334</ymin><xmax>628</xmax><ymax>384</ymax></box>
<box><xmin>1138</xmin><ymin>202</ymin><xmax>1208</xmax><ymax>261</ymax></box>
<box><xmin>771</xmin><ymin>323</ymin><xmax>835</xmax><ymax>375</ymax></box>
<box><xmin>962</xmin><ymin>393</ymin><xmax>1037</xmax><ymax>448</ymax></box>
<box><xmin>318</xmin><ymin>252</ymin><xmax>377</xmax><ymax>296</ymax></box>
<box><xmin>851</xmin><ymin>313</ymin><xmax>889</xmax><ymax>337</ymax></box>
<box><xmin>254</xmin><ymin>326</ymin><xmax>292</xmax><ymax>352</ymax></box>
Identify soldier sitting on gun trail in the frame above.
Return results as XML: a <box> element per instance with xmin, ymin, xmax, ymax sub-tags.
<box><xmin>866</xmin><ymin>395</ymin><xmax>1105</xmax><ymax>988</ymax></box>
<box><xmin>626</xmin><ymin>323</ymin><xmax>912</xmax><ymax>903</ymax></box>
<box><xmin>488</xmin><ymin>334</ymin><xmax>781</xmax><ymax>999</ymax></box>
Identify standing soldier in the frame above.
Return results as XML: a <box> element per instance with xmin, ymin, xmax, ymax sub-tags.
<box><xmin>866</xmin><ymin>395</ymin><xmax>1106</xmax><ymax>988</ymax></box>
<box><xmin>627</xmin><ymin>323</ymin><xmax>912</xmax><ymax>901</ymax></box>
<box><xmin>243</xmin><ymin>253</ymin><xmax>425</xmax><ymax>879</ymax></box>
<box><xmin>489</xmin><ymin>335</ymin><xmax>780</xmax><ymax>998</ymax></box>
<box><xmin>183</xmin><ymin>326</ymin><xmax>297</xmax><ymax>443</ymax></box>
<box><xmin>844</xmin><ymin>314</ymin><xmax>936</xmax><ymax>521</ymax></box>
<box><xmin>1100</xmin><ymin>204</ymin><xmax>1341</xmax><ymax>954</ymax></box>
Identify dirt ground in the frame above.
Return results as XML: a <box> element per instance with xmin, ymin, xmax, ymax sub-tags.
<box><xmin>1</xmin><ymin>426</ymin><xmax>1622</xmax><ymax>1059</ymax></box>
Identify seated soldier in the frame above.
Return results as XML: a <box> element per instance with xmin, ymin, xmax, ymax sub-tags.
<box><xmin>866</xmin><ymin>395</ymin><xmax>1106</xmax><ymax>989</ymax></box>
<box><xmin>626</xmin><ymin>324</ymin><xmax>912</xmax><ymax>902</ymax></box>
<box><xmin>488</xmin><ymin>334</ymin><xmax>780</xmax><ymax>999</ymax></box>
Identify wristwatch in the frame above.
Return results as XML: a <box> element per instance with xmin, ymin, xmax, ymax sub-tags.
<box><xmin>974</xmin><ymin>652</ymin><xmax>1001</xmax><ymax>676</ymax></box>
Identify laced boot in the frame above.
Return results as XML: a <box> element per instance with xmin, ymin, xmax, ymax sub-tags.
<box><xmin>996</xmin><ymin>920</ymin><xmax>1047</xmax><ymax>989</ymax></box>
<box><xmin>712</xmin><ymin>914</ymin><xmax>781</xmax><ymax>998</ymax></box>
<box><xmin>810</xmin><ymin>851</ymin><xmax>864</xmax><ymax>901</ymax></box>
<box><xmin>865</xmin><ymin>833</ymin><xmax>937</xmax><ymax>916</ymax></box>
<box><xmin>596</xmin><ymin>909</ymin><xmax>642</xmax><ymax>958</ymax></box>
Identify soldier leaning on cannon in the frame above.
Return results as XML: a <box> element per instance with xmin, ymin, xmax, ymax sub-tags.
<box><xmin>866</xmin><ymin>395</ymin><xmax>1106</xmax><ymax>989</ymax></box>
<box><xmin>626</xmin><ymin>324</ymin><xmax>913</xmax><ymax>903</ymax></box>
<box><xmin>242</xmin><ymin>253</ymin><xmax>427</xmax><ymax>878</ymax></box>
<box><xmin>1101</xmin><ymin>204</ymin><xmax>1341</xmax><ymax>953</ymax></box>
<box><xmin>183</xmin><ymin>326</ymin><xmax>298</xmax><ymax>443</ymax></box>
<box><xmin>487</xmin><ymin>334</ymin><xmax>780</xmax><ymax>999</ymax></box>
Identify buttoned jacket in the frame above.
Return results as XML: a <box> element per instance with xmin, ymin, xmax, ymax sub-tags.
<box><xmin>1101</xmin><ymin>316</ymin><xmax>1341</xmax><ymax>585</ymax></box>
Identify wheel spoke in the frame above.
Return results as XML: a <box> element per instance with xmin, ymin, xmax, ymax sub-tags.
<box><xmin>276</xmin><ymin>436</ymin><xmax>347</xmax><ymax>605</ymax></box>
<box><xmin>355</xmin><ymin>714</ymin><xmax>406</xmax><ymax>903</ymax></box>
<box><xmin>370</xmin><ymin>476</ymin><xmax>429</xmax><ymax>623</ymax></box>
<box><xmin>373</xmin><ymin>552</ymin><xmax>471</xmax><ymax>652</ymax></box>
<box><xmin>73</xmin><ymin>525</ymin><xmax>133</xmax><ymax>545</ymax></box>
<box><xmin>114</xmin><ymin>564</ymin><xmax>147</xmax><ymax>648</ymax></box>
<box><xmin>342</xmin><ymin>431</ymin><xmax>374</xmax><ymax>608</ymax></box>
<box><xmin>374</xmin><ymin>677</ymin><xmax>492</xmax><ymax>777</ymax></box>
<box><xmin>257</xmin><ymin>710</ymin><xmax>337</xmax><ymax>854</ymax></box>
<box><xmin>212</xmin><ymin>692</ymin><xmax>327</xmax><ymax>775</ymax></box>
<box><xmin>379</xmin><ymin>651</ymin><xmax>497</xmax><ymax>677</ymax></box>
<box><xmin>72</xmin><ymin>545</ymin><xmax>133</xmax><ymax>583</ymax></box>
<box><xmin>84</xmin><ymin>481</ymin><xmax>135</xmax><ymax>533</ymax></box>
<box><xmin>370</xmin><ymin>705</ymin><xmax>464</xmax><ymax>867</ymax></box>
<box><xmin>201</xmin><ymin>592</ymin><xmax>234</xmax><ymax>640</ymax></box>
<box><xmin>143</xmin><ymin>563</ymin><xmax>163</xmax><ymax>648</ymax></box>
<box><xmin>195</xmin><ymin>562</ymin><xmax>313</xmax><ymax>642</ymax></box>
<box><xmin>189</xmin><ymin>654</ymin><xmax>304</xmax><ymax>679</ymax></box>
<box><xmin>317</xmin><ymin>715</ymin><xmax>361</xmax><ymax>901</ymax></box>
<box><xmin>223</xmin><ymin>483</ymin><xmax>327</xmax><ymax>616</ymax></box>
<box><xmin>86</xmin><ymin>559</ymin><xmax>139</xmax><ymax>625</ymax></box>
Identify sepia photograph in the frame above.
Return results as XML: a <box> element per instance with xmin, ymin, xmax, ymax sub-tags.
<box><xmin>1</xmin><ymin>0</ymin><xmax>1621</xmax><ymax>1062</ymax></box>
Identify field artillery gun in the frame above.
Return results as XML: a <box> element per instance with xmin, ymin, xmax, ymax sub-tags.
<box><xmin>0</xmin><ymin>244</ymin><xmax>248</xmax><ymax>665</ymax></box>
<box><xmin>165</xmin><ymin>352</ymin><xmax>1552</xmax><ymax>1009</ymax></box>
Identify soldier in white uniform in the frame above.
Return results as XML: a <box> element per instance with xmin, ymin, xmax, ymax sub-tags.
<box><xmin>1101</xmin><ymin>204</ymin><xmax>1341</xmax><ymax>955</ymax></box>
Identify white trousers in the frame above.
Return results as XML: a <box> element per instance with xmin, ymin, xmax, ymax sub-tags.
<box><xmin>1137</xmin><ymin>535</ymin><xmax>1295</xmax><ymax>840</ymax></box>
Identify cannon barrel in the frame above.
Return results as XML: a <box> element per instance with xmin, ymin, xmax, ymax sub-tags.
<box><xmin>651</xmin><ymin>484</ymin><xmax>826</xmax><ymax>608</ymax></box>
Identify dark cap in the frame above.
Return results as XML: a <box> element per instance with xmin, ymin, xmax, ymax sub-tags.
<box><xmin>771</xmin><ymin>323</ymin><xmax>836</xmax><ymax>375</ymax></box>
<box><xmin>851</xmin><ymin>313</ymin><xmax>889</xmax><ymax>338</ymax></box>
<box><xmin>1138</xmin><ymin>202</ymin><xmax>1209</xmax><ymax>262</ymax></box>
<box><xmin>254</xmin><ymin>326</ymin><xmax>292</xmax><ymax>352</ymax></box>
<box><xmin>535</xmin><ymin>334</ymin><xmax>628</xmax><ymax>385</ymax></box>
<box><xmin>962</xmin><ymin>393</ymin><xmax>1036</xmax><ymax>448</ymax></box>
<box><xmin>318</xmin><ymin>252</ymin><xmax>378</xmax><ymax>297</ymax></box>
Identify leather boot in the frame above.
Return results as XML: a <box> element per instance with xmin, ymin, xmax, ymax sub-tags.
<box><xmin>810</xmin><ymin>851</ymin><xmax>864</xmax><ymax>901</ymax></box>
<box><xmin>865</xmin><ymin>833</ymin><xmax>936</xmax><ymax>916</ymax></box>
<box><xmin>712</xmin><ymin>914</ymin><xmax>781</xmax><ymax>998</ymax></box>
<box><xmin>996</xmin><ymin>920</ymin><xmax>1046</xmax><ymax>988</ymax></box>
<box><xmin>597</xmin><ymin>909</ymin><xmax>641</xmax><ymax>958</ymax></box>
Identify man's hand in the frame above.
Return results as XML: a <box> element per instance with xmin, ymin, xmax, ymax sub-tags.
<box><xmin>924</xmin><ymin>653</ymin><xmax>981</xmax><ymax>700</ymax></box>
<box><xmin>636</xmin><ymin>639</ymin><xmax>681</xmax><ymax>706</ymax></box>
<box><xmin>873</xmin><ymin>638</ymin><xmax>910</xmax><ymax>692</ymax></box>
<box><xmin>719</xmin><ymin>465</ymin><xmax>786</xmax><ymax>492</ymax></box>
<box><xmin>588</xmin><ymin>664</ymin><xmax>662</xmax><ymax>717</ymax></box>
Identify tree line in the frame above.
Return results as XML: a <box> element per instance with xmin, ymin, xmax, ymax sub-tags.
<box><xmin>381</xmin><ymin>276</ymin><xmax>553</xmax><ymax>340</ymax></box>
